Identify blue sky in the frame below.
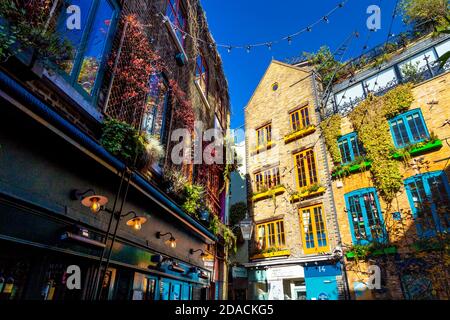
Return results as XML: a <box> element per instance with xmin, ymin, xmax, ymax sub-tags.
<box><xmin>200</xmin><ymin>0</ymin><xmax>407</xmax><ymax>132</ymax></box>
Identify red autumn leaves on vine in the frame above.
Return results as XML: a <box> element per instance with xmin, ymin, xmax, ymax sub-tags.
<box><xmin>168</xmin><ymin>79</ymin><xmax>195</xmax><ymax>132</ymax></box>
<box><xmin>109</xmin><ymin>14</ymin><xmax>194</xmax><ymax>131</ymax></box>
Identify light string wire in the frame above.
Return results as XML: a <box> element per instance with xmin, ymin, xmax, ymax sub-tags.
<box><xmin>159</xmin><ymin>0</ymin><xmax>350</xmax><ymax>52</ymax></box>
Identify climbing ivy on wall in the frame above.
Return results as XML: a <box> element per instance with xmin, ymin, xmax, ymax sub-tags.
<box><xmin>348</xmin><ymin>84</ymin><xmax>414</xmax><ymax>203</ymax></box>
<box><xmin>382</xmin><ymin>83</ymin><xmax>414</xmax><ymax>118</ymax></box>
<box><xmin>320</xmin><ymin>114</ymin><xmax>342</xmax><ymax>164</ymax></box>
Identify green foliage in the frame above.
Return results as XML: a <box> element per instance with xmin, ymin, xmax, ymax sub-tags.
<box><xmin>320</xmin><ymin>114</ymin><xmax>342</xmax><ymax>164</ymax></box>
<box><xmin>209</xmin><ymin>214</ymin><xmax>237</xmax><ymax>254</ymax></box>
<box><xmin>349</xmin><ymin>94</ymin><xmax>403</xmax><ymax>203</ymax></box>
<box><xmin>400</xmin><ymin>62</ymin><xmax>425</xmax><ymax>84</ymax></box>
<box><xmin>0</xmin><ymin>1</ymin><xmax>73</xmax><ymax>65</ymax></box>
<box><xmin>348</xmin><ymin>244</ymin><xmax>372</xmax><ymax>260</ymax></box>
<box><xmin>303</xmin><ymin>46</ymin><xmax>344</xmax><ymax>85</ymax></box>
<box><xmin>101</xmin><ymin>118</ymin><xmax>147</xmax><ymax>165</ymax></box>
<box><xmin>400</xmin><ymin>0</ymin><xmax>449</xmax><ymax>31</ymax></box>
<box><xmin>182</xmin><ymin>184</ymin><xmax>205</xmax><ymax>219</ymax></box>
<box><xmin>382</xmin><ymin>84</ymin><xmax>414</xmax><ymax>118</ymax></box>
<box><xmin>209</xmin><ymin>214</ymin><xmax>220</xmax><ymax>235</ymax></box>
<box><xmin>229</xmin><ymin>202</ymin><xmax>247</xmax><ymax>229</ymax></box>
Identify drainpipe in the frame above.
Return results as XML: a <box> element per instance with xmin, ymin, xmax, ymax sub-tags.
<box><xmin>311</xmin><ymin>72</ymin><xmax>351</xmax><ymax>300</ymax></box>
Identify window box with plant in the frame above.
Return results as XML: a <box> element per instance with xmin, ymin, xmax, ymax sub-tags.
<box><xmin>392</xmin><ymin>134</ymin><xmax>443</xmax><ymax>160</ymax></box>
<box><xmin>290</xmin><ymin>184</ymin><xmax>326</xmax><ymax>202</ymax></box>
<box><xmin>252</xmin><ymin>185</ymin><xmax>286</xmax><ymax>202</ymax></box>
<box><xmin>332</xmin><ymin>157</ymin><xmax>373</xmax><ymax>178</ymax></box>
<box><xmin>250</xmin><ymin>247</ymin><xmax>291</xmax><ymax>260</ymax></box>
<box><xmin>284</xmin><ymin>124</ymin><xmax>316</xmax><ymax>144</ymax></box>
<box><xmin>252</xmin><ymin>166</ymin><xmax>284</xmax><ymax>202</ymax></box>
<box><xmin>345</xmin><ymin>243</ymin><xmax>397</xmax><ymax>260</ymax></box>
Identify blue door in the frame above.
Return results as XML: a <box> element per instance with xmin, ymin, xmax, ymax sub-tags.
<box><xmin>304</xmin><ymin>263</ymin><xmax>341</xmax><ymax>300</ymax></box>
<box><xmin>305</xmin><ymin>276</ymin><xmax>339</xmax><ymax>300</ymax></box>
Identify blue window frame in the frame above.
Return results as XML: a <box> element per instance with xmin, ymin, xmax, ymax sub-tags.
<box><xmin>56</xmin><ymin>0</ymin><xmax>119</xmax><ymax>102</ymax></box>
<box><xmin>404</xmin><ymin>171</ymin><xmax>450</xmax><ymax>237</ymax></box>
<box><xmin>345</xmin><ymin>188</ymin><xmax>386</xmax><ymax>244</ymax></box>
<box><xmin>166</xmin><ymin>0</ymin><xmax>186</xmax><ymax>47</ymax></box>
<box><xmin>337</xmin><ymin>132</ymin><xmax>365</xmax><ymax>164</ymax></box>
<box><xmin>142</xmin><ymin>73</ymin><xmax>170</xmax><ymax>143</ymax></box>
<box><xmin>389</xmin><ymin>109</ymin><xmax>429</xmax><ymax>148</ymax></box>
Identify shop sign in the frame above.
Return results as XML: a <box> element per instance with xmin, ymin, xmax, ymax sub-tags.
<box><xmin>266</xmin><ymin>265</ymin><xmax>304</xmax><ymax>280</ymax></box>
<box><xmin>304</xmin><ymin>263</ymin><xmax>341</xmax><ymax>278</ymax></box>
<box><xmin>232</xmin><ymin>267</ymin><xmax>248</xmax><ymax>279</ymax></box>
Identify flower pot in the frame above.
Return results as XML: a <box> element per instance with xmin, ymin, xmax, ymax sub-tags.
<box><xmin>200</xmin><ymin>210</ymin><xmax>210</xmax><ymax>221</ymax></box>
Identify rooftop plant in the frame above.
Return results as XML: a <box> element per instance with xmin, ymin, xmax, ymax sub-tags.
<box><xmin>400</xmin><ymin>0</ymin><xmax>449</xmax><ymax>32</ymax></box>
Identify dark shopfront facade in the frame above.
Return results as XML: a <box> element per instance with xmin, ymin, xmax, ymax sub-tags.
<box><xmin>0</xmin><ymin>77</ymin><xmax>214</xmax><ymax>301</ymax></box>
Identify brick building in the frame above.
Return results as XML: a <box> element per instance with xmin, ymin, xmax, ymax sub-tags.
<box><xmin>0</xmin><ymin>0</ymin><xmax>230</xmax><ymax>300</ymax></box>
<box><xmin>244</xmin><ymin>60</ymin><xmax>346</xmax><ymax>300</ymax></box>
<box><xmin>323</xmin><ymin>33</ymin><xmax>450</xmax><ymax>300</ymax></box>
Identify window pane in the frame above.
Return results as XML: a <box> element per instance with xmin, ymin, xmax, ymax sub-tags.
<box><xmin>338</xmin><ymin>140</ymin><xmax>352</xmax><ymax>164</ymax></box>
<box><xmin>58</xmin><ymin>0</ymin><xmax>94</xmax><ymax>74</ymax></box>
<box><xmin>77</xmin><ymin>0</ymin><xmax>115</xmax><ymax>94</ymax></box>
<box><xmin>277</xmin><ymin>221</ymin><xmax>285</xmax><ymax>246</ymax></box>
<box><xmin>408</xmin><ymin>179</ymin><xmax>434</xmax><ymax>235</ymax></box>
<box><xmin>391</xmin><ymin>119</ymin><xmax>410</xmax><ymax>147</ymax></box>
<box><xmin>427</xmin><ymin>175</ymin><xmax>450</xmax><ymax>230</ymax></box>
<box><xmin>306</xmin><ymin>150</ymin><xmax>318</xmax><ymax>185</ymax></box>
<box><xmin>296</xmin><ymin>154</ymin><xmax>307</xmax><ymax>188</ymax></box>
<box><xmin>407</xmin><ymin>113</ymin><xmax>427</xmax><ymax>142</ymax></box>
<box><xmin>302</xmin><ymin>209</ymin><xmax>315</xmax><ymax>249</ymax></box>
<box><xmin>362</xmin><ymin>192</ymin><xmax>384</xmax><ymax>241</ymax></box>
<box><xmin>313</xmin><ymin>206</ymin><xmax>327</xmax><ymax>248</ymax></box>
<box><xmin>348</xmin><ymin>195</ymin><xmax>366</xmax><ymax>241</ymax></box>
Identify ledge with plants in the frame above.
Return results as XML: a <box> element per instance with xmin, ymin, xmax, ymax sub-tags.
<box><xmin>101</xmin><ymin>118</ymin><xmax>164</xmax><ymax>171</ymax></box>
<box><xmin>332</xmin><ymin>157</ymin><xmax>372</xmax><ymax>179</ymax></box>
<box><xmin>283</xmin><ymin>125</ymin><xmax>316</xmax><ymax>144</ymax></box>
<box><xmin>290</xmin><ymin>184</ymin><xmax>326</xmax><ymax>202</ymax></box>
<box><xmin>252</xmin><ymin>185</ymin><xmax>286</xmax><ymax>202</ymax></box>
<box><xmin>209</xmin><ymin>214</ymin><xmax>237</xmax><ymax>255</ymax></box>
<box><xmin>251</xmin><ymin>141</ymin><xmax>275</xmax><ymax>155</ymax></box>
<box><xmin>392</xmin><ymin>135</ymin><xmax>443</xmax><ymax>160</ymax></box>
<box><xmin>250</xmin><ymin>247</ymin><xmax>291</xmax><ymax>260</ymax></box>
<box><xmin>345</xmin><ymin>243</ymin><xmax>398</xmax><ymax>260</ymax></box>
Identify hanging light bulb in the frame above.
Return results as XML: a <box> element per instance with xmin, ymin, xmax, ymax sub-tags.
<box><xmin>287</xmin><ymin>36</ymin><xmax>292</xmax><ymax>45</ymax></box>
<box><xmin>267</xmin><ymin>43</ymin><xmax>272</xmax><ymax>51</ymax></box>
<box><xmin>227</xmin><ymin>46</ymin><xmax>232</xmax><ymax>53</ymax></box>
<box><xmin>306</xmin><ymin>26</ymin><xmax>312</xmax><ymax>32</ymax></box>
<box><xmin>89</xmin><ymin>197</ymin><xmax>101</xmax><ymax>213</ymax></box>
<box><xmin>246</xmin><ymin>46</ymin><xmax>251</xmax><ymax>53</ymax></box>
<box><xmin>323</xmin><ymin>16</ymin><xmax>329</xmax><ymax>23</ymax></box>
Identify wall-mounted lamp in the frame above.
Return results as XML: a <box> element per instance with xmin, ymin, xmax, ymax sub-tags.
<box><xmin>123</xmin><ymin>211</ymin><xmax>147</xmax><ymax>230</ymax></box>
<box><xmin>71</xmin><ymin>189</ymin><xmax>108</xmax><ymax>214</ymax></box>
<box><xmin>189</xmin><ymin>249</ymin><xmax>209</xmax><ymax>262</ymax></box>
<box><xmin>156</xmin><ymin>232</ymin><xmax>176</xmax><ymax>248</ymax></box>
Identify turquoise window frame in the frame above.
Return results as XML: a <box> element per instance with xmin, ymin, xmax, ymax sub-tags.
<box><xmin>143</xmin><ymin>73</ymin><xmax>170</xmax><ymax>143</ymax></box>
<box><xmin>344</xmin><ymin>187</ymin><xmax>387</xmax><ymax>245</ymax></box>
<box><xmin>55</xmin><ymin>0</ymin><xmax>120</xmax><ymax>105</ymax></box>
<box><xmin>337</xmin><ymin>132</ymin><xmax>365</xmax><ymax>164</ymax></box>
<box><xmin>404</xmin><ymin>171</ymin><xmax>450</xmax><ymax>238</ymax></box>
<box><xmin>389</xmin><ymin>108</ymin><xmax>429</xmax><ymax>149</ymax></box>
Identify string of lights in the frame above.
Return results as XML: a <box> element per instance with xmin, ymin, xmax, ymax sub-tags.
<box><xmin>159</xmin><ymin>0</ymin><xmax>350</xmax><ymax>53</ymax></box>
